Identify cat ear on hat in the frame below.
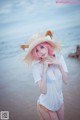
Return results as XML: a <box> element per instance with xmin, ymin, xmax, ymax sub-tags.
<box><xmin>20</xmin><ymin>44</ymin><xmax>29</xmax><ymax>50</ymax></box>
<box><xmin>45</xmin><ymin>30</ymin><xmax>53</xmax><ymax>39</ymax></box>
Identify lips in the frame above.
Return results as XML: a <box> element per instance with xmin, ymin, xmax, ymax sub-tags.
<box><xmin>42</xmin><ymin>53</ymin><xmax>46</xmax><ymax>56</ymax></box>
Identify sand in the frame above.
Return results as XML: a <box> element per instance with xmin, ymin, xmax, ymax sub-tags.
<box><xmin>0</xmin><ymin>55</ymin><xmax>80</xmax><ymax>120</ymax></box>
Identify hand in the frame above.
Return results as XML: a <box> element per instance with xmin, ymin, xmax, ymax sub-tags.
<box><xmin>43</xmin><ymin>60</ymin><xmax>49</xmax><ymax>72</ymax></box>
<box><xmin>43</xmin><ymin>59</ymin><xmax>60</xmax><ymax>72</ymax></box>
<box><xmin>46</xmin><ymin>58</ymin><xmax>61</xmax><ymax>67</ymax></box>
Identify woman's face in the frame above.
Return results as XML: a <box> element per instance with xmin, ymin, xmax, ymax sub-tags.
<box><xmin>35</xmin><ymin>44</ymin><xmax>48</xmax><ymax>59</ymax></box>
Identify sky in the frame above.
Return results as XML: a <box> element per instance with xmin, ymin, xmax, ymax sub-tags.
<box><xmin>0</xmin><ymin>0</ymin><xmax>80</xmax><ymax>40</ymax></box>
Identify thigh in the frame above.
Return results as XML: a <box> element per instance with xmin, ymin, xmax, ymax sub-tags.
<box><xmin>56</xmin><ymin>104</ymin><xmax>64</xmax><ymax>120</ymax></box>
<box><xmin>49</xmin><ymin>111</ymin><xmax>59</xmax><ymax>120</ymax></box>
<box><xmin>37</xmin><ymin>104</ymin><xmax>51</xmax><ymax>120</ymax></box>
<box><xmin>37</xmin><ymin>104</ymin><xmax>59</xmax><ymax>120</ymax></box>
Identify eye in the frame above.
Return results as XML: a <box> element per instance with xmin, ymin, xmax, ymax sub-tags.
<box><xmin>40</xmin><ymin>46</ymin><xmax>44</xmax><ymax>49</ymax></box>
<box><xmin>36</xmin><ymin>49</ymin><xmax>38</xmax><ymax>52</ymax></box>
<box><xmin>53</xmin><ymin>54</ymin><xmax>55</xmax><ymax>57</ymax></box>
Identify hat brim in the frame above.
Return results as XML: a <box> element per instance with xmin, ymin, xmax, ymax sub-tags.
<box><xmin>24</xmin><ymin>37</ymin><xmax>60</xmax><ymax>63</ymax></box>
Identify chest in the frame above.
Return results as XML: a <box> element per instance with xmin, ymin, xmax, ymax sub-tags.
<box><xmin>47</xmin><ymin>66</ymin><xmax>62</xmax><ymax>82</ymax></box>
<box><xmin>39</xmin><ymin>64</ymin><xmax>62</xmax><ymax>83</ymax></box>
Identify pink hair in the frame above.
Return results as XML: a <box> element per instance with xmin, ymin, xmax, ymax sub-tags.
<box><xmin>31</xmin><ymin>42</ymin><xmax>54</xmax><ymax>60</ymax></box>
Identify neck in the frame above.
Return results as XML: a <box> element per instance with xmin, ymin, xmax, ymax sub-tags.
<box><xmin>40</xmin><ymin>55</ymin><xmax>51</xmax><ymax>63</ymax></box>
<box><xmin>40</xmin><ymin>54</ymin><xmax>56</xmax><ymax>63</ymax></box>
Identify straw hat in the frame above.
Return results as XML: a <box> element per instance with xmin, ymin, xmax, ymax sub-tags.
<box><xmin>20</xmin><ymin>30</ymin><xmax>60</xmax><ymax>64</ymax></box>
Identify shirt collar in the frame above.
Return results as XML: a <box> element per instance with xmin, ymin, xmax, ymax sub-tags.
<box><xmin>32</xmin><ymin>60</ymin><xmax>41</xmax><ymax>65</ymax></box>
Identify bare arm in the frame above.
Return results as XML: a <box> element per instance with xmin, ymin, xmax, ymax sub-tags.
<box><xmin>58</xmin><ymin>64</ymin><xmax>68</xmax><ymax>84</ymax></box>
<box><xmin>37</xmin><ymin>61</ymin><xmax>48</xmax><ymax>94</ymax></box>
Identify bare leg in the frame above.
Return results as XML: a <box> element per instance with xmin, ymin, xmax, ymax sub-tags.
<box><xmin>49</xmin><ymin>111</ymin><xmax>59</xmax><ymax>120</ymax></box>
<box><xmin>37</xmin><ymin>104</ymin><xmax>59</xmax><ymax>120</ymax></box>
<box><xmin>56</xmin><ymin>104</ymin><xmax>64</xmax><ymax>120</ymax></box>
<box><xmin>37</xmin><ymin>104</ymin><xmax>51</xmax><ymax>120</ymax></box>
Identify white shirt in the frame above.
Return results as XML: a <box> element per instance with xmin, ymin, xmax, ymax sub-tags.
<box><xmin>32</xmin><ymin>54</ymin><xmax>68</xmax><ymax>111</ymax></box>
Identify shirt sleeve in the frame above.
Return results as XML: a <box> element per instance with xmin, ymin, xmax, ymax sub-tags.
<box><xmin>60</xmin><ymin>55</ymin><xmax>68</xmax><ymax>72</ymax></box>
<box><xmin>32</xmin><ymin>64</ymin><xmax>42</xmax><ymax>83</ymax></box>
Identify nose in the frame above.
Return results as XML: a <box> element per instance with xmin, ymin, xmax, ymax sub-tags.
<box><xmin>40</xmin><ymin>49</ymin><xmax>43</xmax><ymax>54</ymax></box>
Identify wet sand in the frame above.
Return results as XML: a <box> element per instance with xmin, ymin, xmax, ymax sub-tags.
<box><xmin>0</xmin><ymin>55</ymin><xmax>80</xmax><ymax>120</ymax></box>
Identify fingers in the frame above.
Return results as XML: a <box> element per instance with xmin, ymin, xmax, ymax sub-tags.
<box><xmin>43</xmin><ymin>59</ymin><xmax>58</xmax><ymax>70</ymax></box>
<box><xmin>44</xmin><ymin>60</ymin><xmax>53</xmax><ymax>66</ymax></box>
<box><xmin>45</xmin><ymin>60</ymin><xmax>59</xmax><ymax>66</ymax></box>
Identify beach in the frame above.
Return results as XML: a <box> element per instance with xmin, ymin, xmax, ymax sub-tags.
<box><xmin>0</xmin><ymin>52</ymin><xmax>80</xmax><ymax>120</ymax></box>
<box><xmin>0</xmin><ymin>26</ymin><xmax>80</xmax><ymax>120</ymax></box>
<box><xmin>0</xmin><ymin>0</ymin><xmax>80</xmax><ymax>119</ymax></box>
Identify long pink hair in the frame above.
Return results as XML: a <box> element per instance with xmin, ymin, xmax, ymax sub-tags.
<box><xmin>31</xmin><ymin>42</ymin><xmax>54</xmax><ymax>60</ymax></box>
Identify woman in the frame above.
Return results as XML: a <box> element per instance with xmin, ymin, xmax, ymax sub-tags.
<box><xmin>20</xmin><ymin>30</ymin><xmax>68</xmax><ymax>120</ymax></box>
